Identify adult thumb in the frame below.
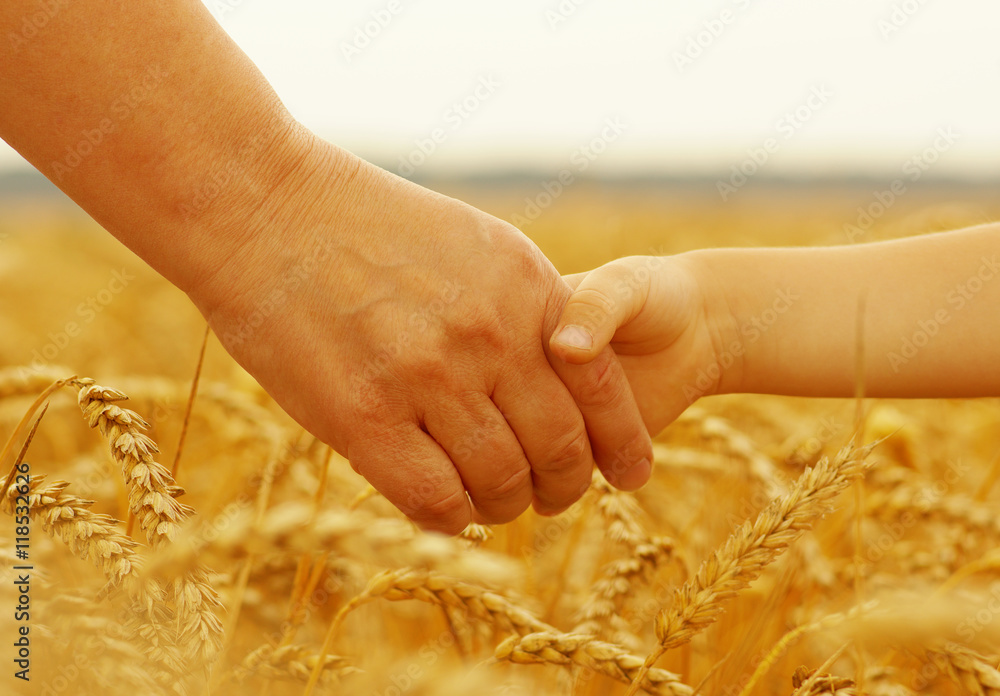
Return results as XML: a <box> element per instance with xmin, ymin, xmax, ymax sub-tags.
<box><xmin>550</xmin><ymin>260</ymin><xmax>644</xmax><ymax>365</ymax></box>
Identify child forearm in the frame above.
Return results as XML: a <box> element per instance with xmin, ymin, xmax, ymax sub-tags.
<box><xmin>690</xmin><ymin>223</ymin><xmax>1000</xmax><ymax>398</ymax></box>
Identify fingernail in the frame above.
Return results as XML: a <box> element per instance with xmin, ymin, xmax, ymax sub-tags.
<box><xmin>553</xmin><ymin>325</ymin><xmax>593</xmax><ymax>350</ymax></box>
<box><xmin>617</xmin><ymin>458</ymin><xmax>651</xmax><ymax>492</ymax></box>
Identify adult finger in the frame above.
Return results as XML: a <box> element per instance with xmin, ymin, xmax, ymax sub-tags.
<box><xmin>422</xmin><ymin>392</ymin><xmax>533</xmax><ymax>524</ymax></box>
<box><xmin>493</xmin><ymin>355</ymin><xmax>595</xmax><ymax>516</ymax></box>
<box><xmin>546</xmin><ymin>324</ymin><xmax>652</xmax><ymax>491</ymax></box>
<box><xmin>348</xmin><ymin>422</ymin><xmax>472</xmax><ymax>535</ymax></box>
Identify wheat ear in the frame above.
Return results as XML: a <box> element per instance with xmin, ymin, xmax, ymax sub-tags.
<box><xmin>232</xmin><ymin>643</ymin><xmax>361</xmax><ymax>685</ymax></box>
<box><xmin>72</xmin><ymin>378</ymin><xmax>224</xmax><ymax>664</ymax></box>
<box><xmin>368</xmin><ymin>568</ymin><xmax>550</xmax><ymax>635</ymax></box>
<box><xmin>0</xmin><ymin>472</ymin><xmax>192</xmax><ymax>681</ymax></box>
<box><xmin>493</xmin><ymin>631</ymin><xmax>693</xmax><ymax>696</ymax></box>
<box><xmin>2</xmin><ymin>473</ymin><xmax>140</xmax><ymax>585</ymax></box>
<box><xmin>929</xmin><ymin>645</ymin><xmax>1000</xmax><ymax>695</ymax></box>
<box><xmin>577</xmin><ymin>474</ymin><xmax>675</xmax><ymax>637</ymax></box>
<box><xmin>624</xmin><ymin>444</ymin><xmax>872</xmax><ymax>696</ymax></box>
<box><xmin>304</xmin><ymin>567</ymin><xmax>544</xmax><ymax>694</ymax></box>
<box><xmin>790</xmin><ymin>666</ymin><xmax>858</xmax><ymax>695</ymax></box>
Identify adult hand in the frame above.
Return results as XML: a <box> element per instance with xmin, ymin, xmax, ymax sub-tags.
<box><xmin>190</xmin><ymin>137</ymin><xmax>653</xmax><ymax>533</ymax></box>
<box><xmin>0</xmin><ymin>0</ymin><xmax>650</xmax><ymax>534</ymax></box>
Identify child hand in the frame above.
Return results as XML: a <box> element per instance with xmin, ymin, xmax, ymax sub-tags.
<box><xmin>549</xmin><ymin>254</ymin><xmax>732</xmax><ymax>436</ymax></box>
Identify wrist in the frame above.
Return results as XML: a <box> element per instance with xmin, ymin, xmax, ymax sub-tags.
<box><xmin>180</xmin><ymin>127</ymin><xmax>363</xmax><ymax>319</ymax></box>
<box><xmin>677</xmin><ymin>248</ymin><xmax>747</xmax><ymax>397</ymax></box>
<box><xmin>168</xmin><ymin>117</ymin><xmax>319</xmax><ymax>299</ymax></box>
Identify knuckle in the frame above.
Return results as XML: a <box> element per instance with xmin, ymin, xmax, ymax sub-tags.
<box><xmin>573</xmin><ymin>352</ymin><xmax>628</xmax><ymax>410</ymax></box>
<box><xmin>395</xmin><ymin>342</ymin><xmax>452</xmax><ymax>384</ymax></box>
<box><xmin>535</xmin><ymin>430</ymin><xmax>589</xmax><ymax>475</ymax></box>
<box><xmin>445</xmin><ymin>307</ymin><xmax>507</xmax><ymax>353</ymax></box>
<box><xmin>409</xmin><ymin>485</ymin><xmax>470</xmax><ymax>534</ymax></box>
<box><xmin>351</xmin><ymin>385</ymin><xmax>393</xmax><ymax>422</ymax></box>
<box><xmin>476</xmin><ymin>463</ymin><xmax>532</xmax><ymax>506</ymax></box>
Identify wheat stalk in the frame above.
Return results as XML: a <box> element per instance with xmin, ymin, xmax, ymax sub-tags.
<box><xmin>790</xmin><ymin>666</ymin><xmax>858</xmax><ymax>695</ymax></box>
<box><xmin>493</xmin><ymin>631</ymin><xmax>693</xmax><ymax>696</ymax></box>
<box><xmin>0</xmin><ymin>471</ymin><xmax>190</xmax><ymax>683</ymax></box>
<box><xmin>303</xmin><ymin>567</ymin><xmax>545</xmax><ymax>693</ymax></box>
<box><xmin>929</xmin><ymin>645</ymin><xmax>1000</xmax><ymax>695</ymax></box>
<box><xmin>41</xmin><ymin>603</ymin><xmax>174</xmax><ymax>695</ymax></box>
<box><xmin>232</xmin><ymin>643</ymin><xmax>361</xmax><ymax>685</ymax></box>
<box><xmin>675</xmin><ymin>408</ymin><xmax>787</xmax><ymax>495</ymax></box>
<box><xmin>657</xmin><ymin>445</ymin><xmax>870</xmax><ymax>648</ymax></box>
<box><xmin>867</xmin><ymin>477</ymin><xmax>1000</xmax><ymax>540</ymax></box>
<box><xmin>574</xmin><ymin>543</ymin><xmax>674</xmax><ymax>641</ymax></box>
<box><xmin>460</xmin><ymin>522</ymin><xmax>494</xmax><ymax>547</ymax></box>
<box><xmin>71</xmin><ymin>378</ymin><xmax>224</xmax><ymax>666</ymax></box>
<box><xmin>624</xmin><ymin>444</ymin><xmax>872</xmax><ymax>696</ymax></box>
<box><xmin>574</xmin><ymin>473</ymin><xmax>676</xmax><ymax>642</ymax></box>
<box><xmin>0</xmin><ymin>364</ymin><xmax>73</xmax><ymax>400</ymax></box>
<box><xmin>2</xmin><ymin>473</ymin><xmax>140</xmax><ymax>585</ymax></box>
<box><xmin>368</xmin><ymin>568</ymin><xmax>549</xmax><ymax>635</ymax></box>
<box><xmin>738</xmin><ymin>603</ymin><xmax>874</xmax><ymax>696</ymax></box>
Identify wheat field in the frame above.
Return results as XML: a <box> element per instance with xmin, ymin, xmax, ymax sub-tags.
<box><xmin>1</xmin><ymin>180</ymin><xmax>999</xmax><ymax>696</ymax></box>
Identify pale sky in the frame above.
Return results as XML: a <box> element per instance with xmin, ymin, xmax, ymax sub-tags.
<box><xmin>2</xmin><ymin>0</ymin><xmax>998</xmax><ymax>178</ymax></box>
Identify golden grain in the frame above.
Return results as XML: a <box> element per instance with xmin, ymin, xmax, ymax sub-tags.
<box><xmin>4</xmin><ymin>188</ymin><xmax>1000</xmax><ymax>695</ymax></box>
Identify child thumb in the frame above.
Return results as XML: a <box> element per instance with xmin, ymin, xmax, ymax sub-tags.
<box><xmin>550</xmin><ymin>261</ymin><xmax>639</xmax><ymax>364</ymax></box>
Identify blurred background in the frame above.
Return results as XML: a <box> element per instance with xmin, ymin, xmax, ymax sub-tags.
<box><xmin>1</xmin><ymin>0</ymin><xmax>998</xmax><ymax>377</ymax></box>
<box><xmin>4</xmin><ymin>0</ymin><xmax>1000</xmax><ymax>177</ymax></box>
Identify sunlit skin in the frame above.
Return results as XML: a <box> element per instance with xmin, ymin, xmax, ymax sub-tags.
<box><xmin>551</xmin><ymin>224</ymin><xmax>1000</xmax><ymax>436</ymax></box>
<box><xmin>0</xmin><ymin>0</ymin><xmax>654</xmax><ymax>534</ymax></box>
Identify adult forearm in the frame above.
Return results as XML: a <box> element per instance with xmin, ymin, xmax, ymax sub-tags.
<box><xmin>693</xmin><ymin>224</ymin><xmax>1000</xmax><ymax>398</ymax></box>
<box><xmin>0</xmin><ymin>0</ymin><xmax>319</xmax><ymax>294</ymax></box>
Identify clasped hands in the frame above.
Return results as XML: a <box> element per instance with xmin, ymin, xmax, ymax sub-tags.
<box><xmin>190</xmin><ymin>141</ymin><xmax>653</xmax><ymax>534</ymax></box>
